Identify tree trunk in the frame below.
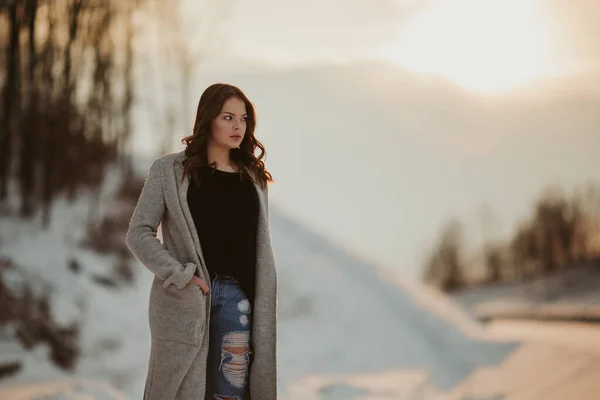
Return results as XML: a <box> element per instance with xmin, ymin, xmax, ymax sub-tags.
<box><xmin>0</xmin><ymin>3</ymin><xmax>21</xmax><ymax>201</ymax></box>
<box><xmin>19</xmin><ymin>0</ymin><xmax>38</xmax><ymax>217</ymax></box>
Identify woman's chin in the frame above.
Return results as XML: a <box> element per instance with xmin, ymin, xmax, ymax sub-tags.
<box><xmin>215</xmin><ymin>141</ymin><xmax>238</xmax><ymax>150</ymax></box>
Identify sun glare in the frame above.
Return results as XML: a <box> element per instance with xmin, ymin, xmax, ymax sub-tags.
<box><xmin>380</xmin><ymin>0</ymin><xmax>562</xmax><ymax>94</ymax></box>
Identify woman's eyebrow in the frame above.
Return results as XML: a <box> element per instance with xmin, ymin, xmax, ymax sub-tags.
<box><xmin>223</xmin><ymin>111</ymin><xmax>248</xmax><ymax>116</ymax></box>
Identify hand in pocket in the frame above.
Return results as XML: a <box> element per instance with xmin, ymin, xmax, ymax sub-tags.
<box><xmin>188</xmin><ymin>275</ymin><xmax>209</xmax><ymax>295</ymax></box>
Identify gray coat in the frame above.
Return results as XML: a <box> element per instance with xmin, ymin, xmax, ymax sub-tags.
<box><xmin>126</xmin><ymin>150</ymin><xmax>278</xmax><ymax>400</ymax></box>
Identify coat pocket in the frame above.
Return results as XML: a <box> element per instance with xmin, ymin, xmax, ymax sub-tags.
<box><xmin>149</xmin><ymin>280</ymin><xmax>206</xmax><ymax>346</ymax></box>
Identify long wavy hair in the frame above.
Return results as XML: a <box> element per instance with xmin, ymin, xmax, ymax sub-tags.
<box><xmin>180</xmin><ymin>83</ymin><xmax>273</xmax><ymax>189</ymax></box>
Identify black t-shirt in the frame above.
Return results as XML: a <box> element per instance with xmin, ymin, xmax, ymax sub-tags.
<box><xmin>186</xmin><ymin>165</ymin><xmax>259</xmax><ymax>306</ymax></box>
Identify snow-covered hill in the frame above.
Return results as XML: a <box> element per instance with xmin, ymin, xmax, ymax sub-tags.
<box><xmin>270</xmin><ymin>206</ymin><xmax>516</xmax><ymax>398</ymax></box>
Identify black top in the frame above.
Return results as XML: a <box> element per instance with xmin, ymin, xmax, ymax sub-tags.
<box><xmin>186</xmin><ymin>165</ymin><xmax>259</xmax><ymax>306</ymax></box>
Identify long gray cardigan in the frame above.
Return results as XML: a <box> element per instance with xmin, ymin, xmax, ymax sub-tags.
<box><xmin>125</xmin><ymin>150</ymin><xmax>278</xmax><ymax>400</ymax></box>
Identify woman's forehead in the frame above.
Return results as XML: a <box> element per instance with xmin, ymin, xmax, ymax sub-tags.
<box><xmin>221</xmin><ymin>97</ymin><xmax>247</xmax><ymax>114</ymax></box>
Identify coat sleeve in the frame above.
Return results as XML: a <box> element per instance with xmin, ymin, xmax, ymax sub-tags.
<box><xmin>126</xmin><ymin>158</ymin><xmax>196</xmax><ymax>290</ymax></box>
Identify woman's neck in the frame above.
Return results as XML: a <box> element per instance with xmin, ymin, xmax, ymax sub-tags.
<box><xmin>207</xmin><ymin>142</ymin><xmax>234</xmax><ymax>170</ymax></box>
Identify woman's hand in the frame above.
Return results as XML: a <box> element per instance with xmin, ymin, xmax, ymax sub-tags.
<box><xmin>188</xmin><ymin>275</ymin><xmax>210</xmax><ymax>295</ymax></box>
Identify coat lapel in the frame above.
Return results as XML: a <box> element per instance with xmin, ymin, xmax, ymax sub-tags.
<box><xmin>173</xmin><ymin>151</ymin><xmax>207</xmax><ymax>271</ymax></box>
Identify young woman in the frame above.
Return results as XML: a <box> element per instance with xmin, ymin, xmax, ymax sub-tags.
<box><xmin>126</xmin><ymin>83</ymin><xmax>278</xmax><ymax>400</ymax></box>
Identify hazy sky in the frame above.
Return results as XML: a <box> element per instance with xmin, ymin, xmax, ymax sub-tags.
<box><xmin>134</xmin><ymin>0</ymin><xmax>600</xmax><ymax>280</ymax></box>
<box><xmin>194</xmin><ymin>0</ymin><xmax>600</xmax><ymax>93</ymax></box>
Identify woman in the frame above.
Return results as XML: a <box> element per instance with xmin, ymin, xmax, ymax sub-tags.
<box><xmin>126</xmin><ymin>83</ymin><xmax>278</xmax><ymax>400</ymax></box>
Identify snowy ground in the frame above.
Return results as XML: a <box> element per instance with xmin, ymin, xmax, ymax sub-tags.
<box><xmin>0</xmin><ymin>166</ymin><xmax>154</xmax><ymax>398</ymax></box>
<box><xmin>0</xmin><ymin>379</ymin><xmax>128</xmax><ymax>400</ymax></box>
<box><xmin>1</xmin><ymin>164</ymin><xmax>517</xmax><ymax>399</ymax></box>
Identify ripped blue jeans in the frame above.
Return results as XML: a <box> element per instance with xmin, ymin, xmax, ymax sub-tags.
<box><xmin>206</xmin><ymin>273</ymin><xmax>254</xmax><ymax>400</ymax></box>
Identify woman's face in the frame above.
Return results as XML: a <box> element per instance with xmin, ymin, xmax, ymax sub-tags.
<box><xmin>209</xmin><ymin>96</ymin><xmax>247</xmax><ymax>150</ymax></box>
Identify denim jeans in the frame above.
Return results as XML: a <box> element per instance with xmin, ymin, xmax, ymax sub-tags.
<box><xmin>205</xmin><ymin>273</ymin><xmax>254</xmax><ymax>400</ymax></box>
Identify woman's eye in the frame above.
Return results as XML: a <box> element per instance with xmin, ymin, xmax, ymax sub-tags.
<box><xmin>223</xmin><ymin>115</ymin><xmax>246</xmax><ymax>122</ymax></box>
